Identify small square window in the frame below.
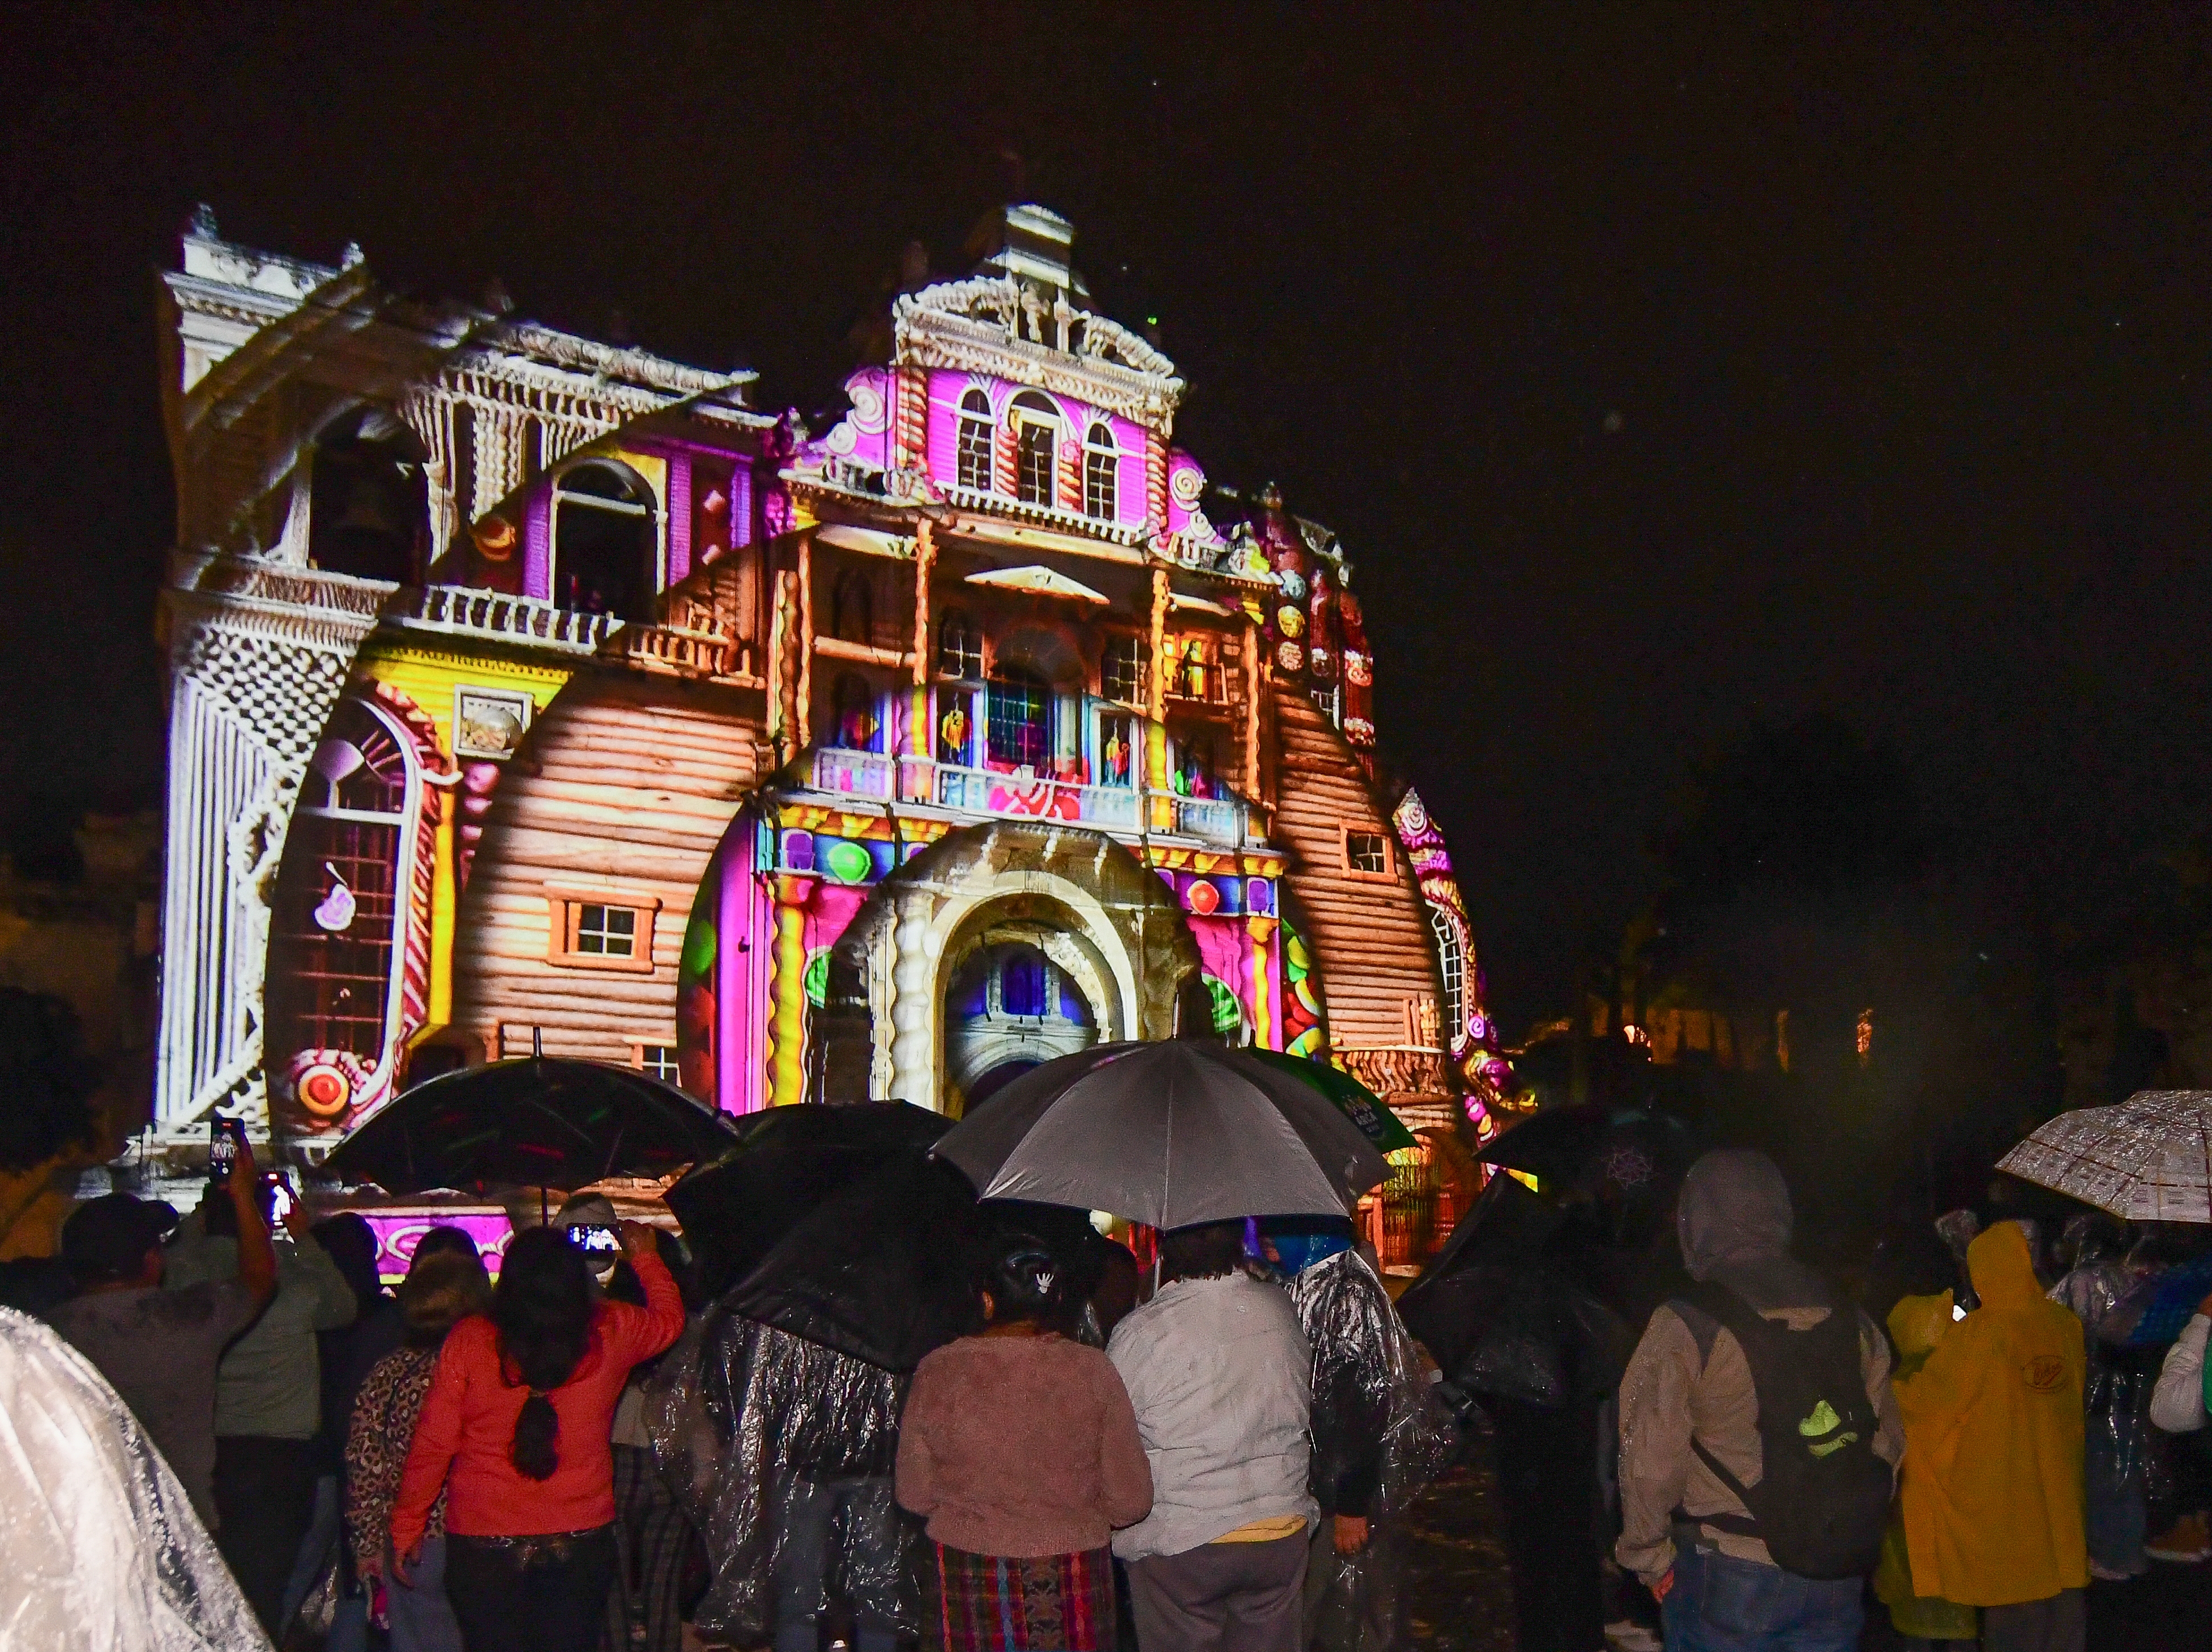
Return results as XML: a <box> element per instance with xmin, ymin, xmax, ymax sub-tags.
<box><xmin>575</xmin><ymin>904</ymin><xmax>636</xmax><ymax>956</ymax></box>
<box><xmin>1343</xmin><ymin>829</ymin><xmax>1394</xmax><ymax>880</ymax></box>
<box><xmin>546</xmin><ymin>886</ymin><xmax>660</xmax><ymax>972</ymax></box>
<box><xmin>637</xmin><ymin>1044</ymin><xmax>680</xmax><ymax>1083</ymax></box>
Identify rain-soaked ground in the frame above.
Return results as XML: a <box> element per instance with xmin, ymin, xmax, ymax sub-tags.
<box><xmin>1400</xmin><ymin>1419</ymin><xmax>1519</xmax><ymax>1652</ymax></box>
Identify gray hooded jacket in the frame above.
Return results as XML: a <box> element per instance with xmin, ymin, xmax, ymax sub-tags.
<box><xmin>1614</xmin><ymin>1150</ymin><xmax>1902</xmax><ymax>1585</ymax></box>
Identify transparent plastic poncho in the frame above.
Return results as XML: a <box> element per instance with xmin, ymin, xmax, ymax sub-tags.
<box><xmin>2048</xmin><ymin>1224</ymin><xmax>2155</xmax><ymax>1487</ymax></box>
<box><xmin>0</xmin><ymin>1307</ymin><xmax>271</xmax><ymax>1652</ymax></box>
<box><xmin>1286</xmin><ymin>1251</ymin><xmax>1455</xmax><ymax>1652</ymax></box>
<box><xmin>647</xmin><ymin>1307</ymin><xmax>917</xmax><ymax>1646</ymax></box>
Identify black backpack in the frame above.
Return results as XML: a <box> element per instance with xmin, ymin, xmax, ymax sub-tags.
<box><xmin>1669</xmin><ymin>1278</ymin><xmax>1894</xmax><ymax>1580</ymax></box>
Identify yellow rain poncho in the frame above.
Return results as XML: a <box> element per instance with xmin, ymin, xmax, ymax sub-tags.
<box><xmin>1898</xmin><ymin>1222</ymin><xmax>2087</xmax><ymax>1607</ymax></box>
<box><xmin>1874</xmin><ymin>1292</ymin><xmax>1976</xmax><ymax>1642</ymax></box>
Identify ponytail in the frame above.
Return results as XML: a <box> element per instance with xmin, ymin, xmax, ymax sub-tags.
<box><xmin>511</xmin><ymin>1390</ymin><xmax>561</xmax><ymax>1480</ymax></box>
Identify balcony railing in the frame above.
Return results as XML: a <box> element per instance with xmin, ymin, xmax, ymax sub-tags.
<box><xmin>1172</xmin><ymin>796</ymin><xmax>1243</xmax><ymax>843</ymax></box>
<box><xmin>812</xmin><ymin>746</ymin><xmax>897</xmax><ymax>801</ymax></box>
<box><xmin>934</xmin><ymin>766</ymin><xmax>1146</xmax><ymax>831</ymax></box>
<box><xmin>394</xmin><ymin>587</ymin><xmax>623</xmax><ymax>654</ymax></box>
<box><xmin>618</xmin><ymin>624</ymin><xmax>756</xmax><ymax>682</ymax></box>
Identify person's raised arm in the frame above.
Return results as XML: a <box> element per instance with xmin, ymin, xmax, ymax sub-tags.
<box><xmin>228</xmin><ymin>1142</ymin><xmax>277</xmax><ymax>1309</ymax></box>
<box><xmin>603</xmin><ymin>1222</ymin><xmax>685</xmax><ymax>1364</ymax></box>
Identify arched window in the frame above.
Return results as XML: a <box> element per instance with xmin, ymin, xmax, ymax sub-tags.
<box><xmin>938</xmin><ymin>608</ymin><xmax>984</xmax><ymax>680</ymax></box>
<box><xmin>832</xmin><ymin>671</ymin><xmax>881</xmax><ymax>753</ymax></box>
<box><xmin>956</xmin><ymin>390</ymin><xmax>994</xmax><ymax>493</ymax></box>
<box><xmin>269</xmin><ymin>700</ymin><xmax>418</xmax><ymax>1082</ymax></box>
<box><xmin>309</xmin><ymin>408</ymin><xmax>427</xmax><ymax>583</ymax></box>
<box><xmin>1429</xmin><ymin>905</ymin><xmax>1466</xmax><ymax>1047</ymax></box>
<box><xmin>1102</xmin><ymin>634</ymin><xmax>1149</xmax><ymax>706</ymax></box>
<box><xmin>1010</xmin><ymin>392</ymin><xmax>1059</xmax><ymax>506</ymax></box>
<box><xmin>552</xmin><ymin>462</ymin><xmax>656</xmax><ymax>619</ymax></box>
<box><xmin>1083</xmin><ymin>421</ymin><xmax>1118</xmax><ymax>520</ymax></box>
<box><xmin>986</xmin><ymin>665</ymin><xmax>1051</xmax><ymax>770</ymax></box>
<box><xmin>830</xmin><ymin>567</ymin><xmax>874</xmax><ymax>644</ymax></box>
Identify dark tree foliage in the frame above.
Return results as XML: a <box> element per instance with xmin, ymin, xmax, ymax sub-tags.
<box><xmin>0</xmin><ymin>988</ymin><xmax>102</xmax><ymax>1173</ymax></box>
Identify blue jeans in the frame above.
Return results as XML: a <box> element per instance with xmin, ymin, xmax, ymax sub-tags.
<box><xmin>1662</xmin><ymin>1544</ymin><xmax>1863</xmax><ymax>1652</ymax></box>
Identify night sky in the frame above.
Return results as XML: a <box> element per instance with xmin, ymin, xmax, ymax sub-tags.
<box><xmin>6</xmin><ymin>5</ymin><xmax>2208</xmax><ymax>1030</ymax></box>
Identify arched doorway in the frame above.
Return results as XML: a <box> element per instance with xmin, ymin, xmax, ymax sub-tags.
<box><xmin>803</xmin><ymin>819</ymin><xmax>1205</xmax><ymax>1115</ymax></box>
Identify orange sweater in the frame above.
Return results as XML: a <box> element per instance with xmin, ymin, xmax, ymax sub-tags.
<box><xmin>390</xmin><ymin>1248</ymin><xmax>683</xmax><ymax>1549</ymax></box>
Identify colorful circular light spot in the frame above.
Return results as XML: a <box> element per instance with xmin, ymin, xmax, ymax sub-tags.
<box><xmin>296</xmin><ymin>1063</ymin><xmax>351</xmax><ymax>1119</ymax></box>
<box><xmin>823</xmin><ymin>838</ymin><xmax>874</xmax><ymax>885</ymax></box>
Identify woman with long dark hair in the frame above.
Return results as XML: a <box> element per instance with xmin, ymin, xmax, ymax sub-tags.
<box><xmin>390</xmin><ymin>1221</ymin><xmax>684</xmax><ymax>1652</ymax></box>
<box><xmin>896</xmin><ymin>1231</ymin><xmax>1152</xmax><ymax>1652</ymax></box>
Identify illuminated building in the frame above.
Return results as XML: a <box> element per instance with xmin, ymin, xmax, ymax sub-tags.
<box><xmin>150</xmin><ymin>203</ymin><xmax>1507</xmax><ymax>1171</ymax></box>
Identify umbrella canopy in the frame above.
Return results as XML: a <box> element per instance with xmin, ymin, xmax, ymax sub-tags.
<box><xmin>666</xmin><ymin>1102</ymin><xmax>951</xmax><ymax>1299</ymax></box>
<box><xmin>721</xmin><ymin>1153</ymin><xmax>1108</xmax><ymax>1372</ymax></box>
<box><xmin>322</xmin><ymin>1058</ymin><xmax>738</xmax><ymax>1194</ymax></box>
<box><xmin>933</xmin><ymin>1040</ymin><xmax>1389</xmax><ymax>1229</ymax></box>
<box><xmin>1476</xmin><ymin>1102</ymin><xmax>1693</xmax><ymax>1191</ymax></box>
<box><xmin>1242</xmin><ymin>1048</ymin><xmax>1418</xmax><ymax>1152</ymax></box>
<box><xmin>1999</xmin><ymin>1090</ymin><xmax>2212</xmax><ymax>1224</ymax></box>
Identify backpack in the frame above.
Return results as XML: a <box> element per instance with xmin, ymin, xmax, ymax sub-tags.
<box><xmin>1668</xmin><ymin>1278</ymin><xmax>1894</xmax><ymax>1580</ymax></box>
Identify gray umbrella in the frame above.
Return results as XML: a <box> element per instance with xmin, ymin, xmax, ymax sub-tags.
<box><xmin>933</xmin><ymin>1041</ymin><xmax>1391</xmax><ymax>1228</ymax></box>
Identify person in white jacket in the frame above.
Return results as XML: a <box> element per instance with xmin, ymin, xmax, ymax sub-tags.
<box><xmin>1108</xmin><ymin>1220</ymin><xmax>1316</xmax><ymax>1652</ymax></box>
<box><xmin>2149</xmin><ymin>1299</ymin><xmax>2211</xmax><ymax>1435</ymax></box>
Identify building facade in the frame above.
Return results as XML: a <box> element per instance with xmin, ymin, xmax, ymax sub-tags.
<box><xmin>152</xmin><ymin>203</ymin><xmax>1509</xmax><ymax>1161</ymax></box>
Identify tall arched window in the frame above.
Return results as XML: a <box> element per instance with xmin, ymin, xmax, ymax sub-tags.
<box><xmin>1010</xmin><ymin>392</ymin><xmax>1060</xmax><ymax>506</ymax></box>
<box><xmin>1083</xmin><ymin>421</ymin><xmax>1118</xmax><ymax>520</ymax></box>
<box><xmin>938</xmin><ymin>608</ymin><xmax>984</xmax><ymax>680</ymax></box>
<box><xmin>830</xmin><ymin>567</ymin><xmax>874</xmax><ymax>644</ymax></box>
<box><xmin>552</xmin><ymin>462</ymin><xmax>657</xmax><ymax>618</ymax></box>
<box><xmin>1429</xmin><ymin>904</ymin><xmax>1466</xmax><ymax>1047</ymax></box>
<box><xmin>956</xmin><ymin>390</ymin><xmax>994</xmax><ymax>493</ymax></box>
<box><xmin>270</xmin><ymin>701</ymin><xmax>419</xmax><ymax>1082</ymax></box>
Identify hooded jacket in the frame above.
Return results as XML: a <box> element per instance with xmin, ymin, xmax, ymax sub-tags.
<box><xmin>1615</xmin><ymin>1150</ymin><xmax>1903</xmax><ymax>1585</ymax></box>
<box><xmin>1898</xmin><ymin>1222</ymin><xmax>2087</xmax><ymax>1607</ymax></box>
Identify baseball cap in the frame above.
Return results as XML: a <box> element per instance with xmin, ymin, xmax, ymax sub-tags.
<box><xmin>62</xmin><ymin>1193</ymin><xmax>181</xmax><ymax>1283</ymax></box>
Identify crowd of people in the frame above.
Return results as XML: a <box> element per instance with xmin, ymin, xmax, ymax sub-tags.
<box><xmin>5</xmin><ymin>1130</ymin><xmax>1449</xmax><ymax>1652</ymax></box>
<box><xmin>17</xmin><ymin>1102</ymin><xmax>2212</xmax><ymax>1652</ymax></box>
<box><xmin>1430</xmin><ymin>1139</ymin><xmax>2212</xmax><ymax>1652</ymax></box>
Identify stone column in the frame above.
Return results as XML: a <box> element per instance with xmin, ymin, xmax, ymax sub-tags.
<box><xmin>888</xmin><ymin>891</ymin><xmax>937</xmax><ymax>1109</ymax></box>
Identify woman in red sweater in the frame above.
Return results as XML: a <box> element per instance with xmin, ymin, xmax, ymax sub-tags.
<box><xmin>896</xmin><ymin>1232</ymin><xmax>1153</xmax><ymax>1652</ymax></box>
<box><xmin>391</xmin><ymin>1220</ymin><xmax>684</xmax><ymax>1652</ymax></box>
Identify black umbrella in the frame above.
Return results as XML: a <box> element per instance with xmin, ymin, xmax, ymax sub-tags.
<box><xmin>322</xmin><ymin>1058</ymin><xmax>738</xmax><ymax>1194</ymax></box>
<box><xmin>1476</xmin><ymin>1102</ymin><xmax>1693</xmax><ymax>1192</ymax></box>
<box><xmin>722</xmin><ymin>1151</ymin><xmax>1108</xmax><ymax>1373</ymax></box>
<box><xmin>666</xmin><ymin>1102</ymin><xmax>952</xmax><ymax>1299</ymax></box>
<box><xmin>1396</xmin><ymin>1173</ymin><xmax>1634</xmax><ymax>1407</ymax></box>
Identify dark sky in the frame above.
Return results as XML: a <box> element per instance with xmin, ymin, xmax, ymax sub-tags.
<box><xmin>5</xmin><ymin>4</ymin><xmax>2209</xmax><ymax>1030</ymax></box>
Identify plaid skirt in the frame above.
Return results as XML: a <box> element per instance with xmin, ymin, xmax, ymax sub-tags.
<box><xmin>930</xmin><ymin>1542</ymin><xmax>1115</xmax><ymax>1652</ymax></box>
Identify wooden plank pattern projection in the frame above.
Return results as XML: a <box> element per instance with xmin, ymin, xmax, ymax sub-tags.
<box><xmin>1269</xmin><ymin>683</ymin><xmax>1444</xmax><ymax>1057</ymax></box>
<box><xmin>449</xmin><ymin>671</ymin><xmax>762</xmax><ymax>1066</ymax></box>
